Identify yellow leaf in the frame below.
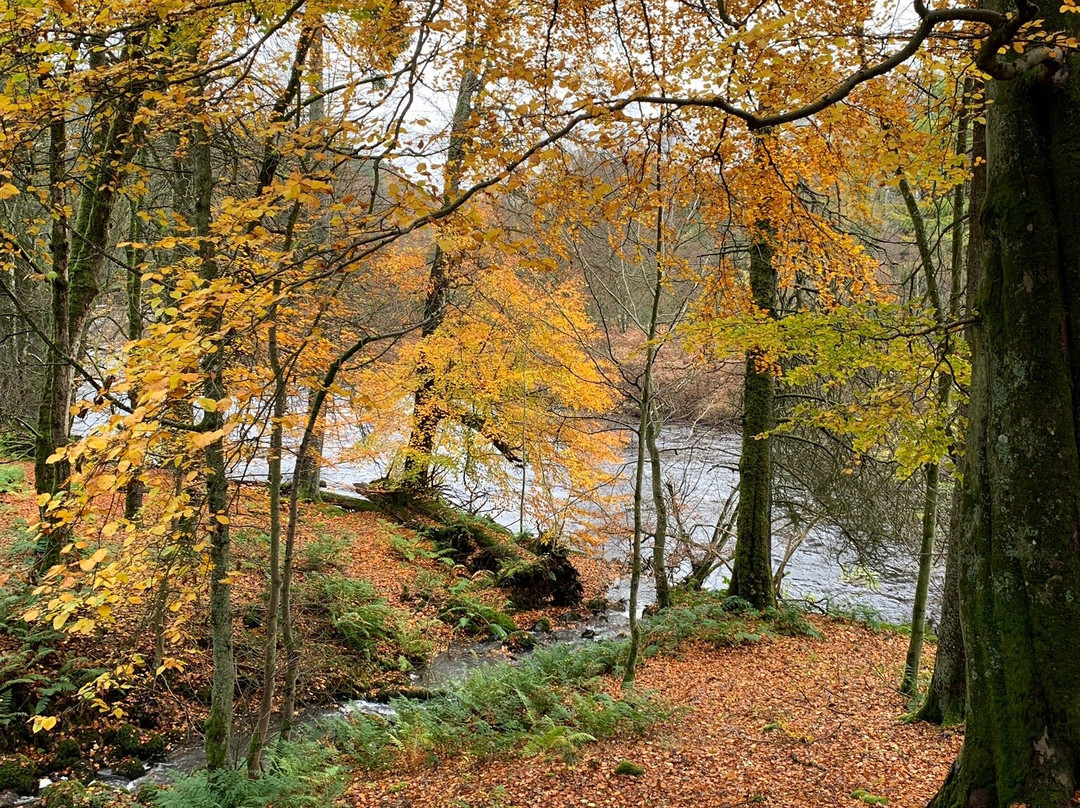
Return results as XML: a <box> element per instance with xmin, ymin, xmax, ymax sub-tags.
<box><xmin>31</xmin><ymin>715</ymin><xmax>57</xmax><ymax>733</ymax></box>
<box><xmin>0</xmin><ymin>183</ymin><xmax>19</xmax><ymax>200</ymax></box>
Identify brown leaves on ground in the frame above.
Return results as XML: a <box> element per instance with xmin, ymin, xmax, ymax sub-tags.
<box><xmin>345</xmin><ymin>624</ymin><xmax>962</xmax><ymax>808</ymax></box>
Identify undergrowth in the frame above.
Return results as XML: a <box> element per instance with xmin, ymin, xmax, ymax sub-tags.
<box><xmin>303</xmin><ymin>574</ymin><xmax>432</xmax><ymax>669</ymax></box>
<box><xmin>153</xmin><ymin>739</ymin><xmax>343</xmax><ymax>808</ymax></box>
<box><xmin>326</xmin><ymin>639</ymin><xmax>664</xmax><ymax>768</ymax></box>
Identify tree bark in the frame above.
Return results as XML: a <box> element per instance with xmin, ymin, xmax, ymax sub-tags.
<box><xmin>728</xmin><ymin>232</ymin><xmax>778</xmax><ymax>611</ymax></box>
<box><xmin>916</xmin><ymin>485</ymin><xmax>966</xmax><ymax>725</ymax></box>
<box><xmin>931</xmin><ymin>10</ymin><xmax>1080</xmax><ymax>804</ymax></box>
<box><xmin>34</xmin><ymin>42</ymin><xmax>141</xmax><ymax>574</ymax></box>
<box><xmin>124</xmin><ymin>199</ymin><xmax>145</xmax><ymax>520</ymax></box>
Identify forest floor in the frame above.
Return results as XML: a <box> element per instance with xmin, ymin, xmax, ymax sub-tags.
<box><xmin>0</xmin><ymin>460</ymin><xmax>965</xmax><ymax>807</ymax></box>
<box><xmin>344</xmin><ymin>623</ymin><xmax>961</xmax><ymax>808</ymax></box>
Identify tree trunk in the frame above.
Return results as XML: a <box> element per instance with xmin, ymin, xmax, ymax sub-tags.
<box><xmin>728</xmin><ymin>232</ymin><xmax>777</xmax><ymax>611</ymax></box>
<box><xmin>623</xmin><ymin>137</ymin><xmax>666</xmax><ymax>687</ymax></box>
<box><xmin>402</xmin><ymin>36</ymin><xmax>479</xmax><ymax>488</ymax></box>
<box><xmin>931</xmin><ymin>13</ymin><xmax>1080</xmax><ymax>804</ymax></box>
<box><xmin>247</xmin><ymin>278</ymin><xmax>286</xmax><ymax>774</ymax></box>
<box><xmin>916</xmin><ymin>487</ymin><xmax>966</xmax><ymax>725</ymax></box>
<box><xmin>902</xmin><ymin>460</ymin><xmax>940</xmax><ymax>696</ymax></box>
<box><xmin>34</xmin><ymin>42</ymin><xmax>141</xmax><ymax>574</ymax></box>
<box><xmin>646</xmin><ymin>400</ymin><xmax>670</xmax><ymax>610</ymax></box>
<box><xmin>192</xmin><ymin>119</ymin><xmax>235</xmax><ymax>774</ymax></box>
<box><xmin>918</xmin><ymin>97</ymin><xmax>984</xmax><ymax>727</ymax></box>
<box><xmin>124</xmin><ymin>199</ymin><xmax>145</xmax><ymax>520</ymax></box>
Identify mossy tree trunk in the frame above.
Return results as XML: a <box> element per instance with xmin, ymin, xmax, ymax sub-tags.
<box><xmin>193</xmin><ymin>119</ymin><xmax>235</xmax><ymax>774</ymax></box>
<box><xmin>728</xmin><ymin>231</ymin><xmax>777</xmax><ymax>611</ymax></box>
<box><xmin>918</xmin><ymin>105</ymin><xmax>984</xmax><ymax>727</ymax></box>
<box><xmin>931</xmin><ymin>12</ymin><xmax>1080</xmax><ymax>804</ymax></box>
<box><xmin>34</xmin><ymin>45</ymin><xmax>140</xmax><ymax>574</ymax></box>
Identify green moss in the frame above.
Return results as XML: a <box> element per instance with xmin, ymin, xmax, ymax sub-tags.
<box><xmin>614</xmin><ymin>760</ymin><xmax>645</xmax><ymax>776</ymax></box>
<box><xmin>113</xmin><ymin>757</ymin><xmax>146</xmax><ymax>780</ymax></box>
<box><xmin>0</xmin><ymin>755</ymin><xmax>38</xmax><ymax>795</ymax></box>
<box><xmin>851</xmin><ymin>789</ymin><xmax>888</xmax><ymax>805</ymax></box>
<box><xmin>112</xmin><ymin>723</ymin><xmax>142</xmax><ymax>756</ymax></box>
<box><xmin>50</xmin><ymin>738</ymin><xmax>82</xmax><ymax>771</ymax></box>
<box><xmin>438</xmin><ymin>594</ymin><xmax>517</xmax><ymax>640</ymax></box>
<box><xmin>506</xmin><ymin>631</ymin><xmax>537</xmax><ymax>651</ymax></box>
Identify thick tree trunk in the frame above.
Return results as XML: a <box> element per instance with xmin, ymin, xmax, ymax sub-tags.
<box><xmin>931</xmin><ymin>16</ymin><xmax>1080</xmax><ymax>805</ymax></box>
<box><xmin>728</xmin><ymin>234</ymin><xmax>777</xmax><ymax>611</ymax></box>
<box><xmin>33</xmin><ymin>112</ymin><xmax>72</xmax><ymax>575</ymax></box>
<box><xmin>34</xmin><ymin>44</ymin><xmax>140</xmax><ymax>574</ymax></box>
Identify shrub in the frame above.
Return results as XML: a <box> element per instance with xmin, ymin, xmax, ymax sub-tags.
<box><xmin>304</xmin><ymin>574</ymin><xmax>432</xmax><ymax>667</ymax></box>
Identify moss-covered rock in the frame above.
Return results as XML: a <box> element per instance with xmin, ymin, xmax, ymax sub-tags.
<box><xmin>506</xmin><ymin>631</ymin><xmax>537</xmax><ymax>651</ymax></box>
<box><xmin>0</xmin><ymin>755</ymin><xmax>38</xmax><ymax>795</ymax></box>
<box><xmin>134</xmin><ymin>782</ymin><xmax>161</xmax><ymax>806</ymax></box>
<box><xmin>110</xmin><ymin>724</ymin><xmax>141</xmax><ymax>757</ymax></box>
<box><xmin>138</xmin><ymin>733</ymin><xmax>164</xmax><ymax>761</ymax></box>
<box><xmin>50</xmin><ymin>738</ymin><xmax>82</xmax><ymax>772</ymax></box>
<box><xmin>111</xmin><ymin>758</ymin><xmax>145</xmax><ymax>781</ymax></box>
<box><xmin>614</xmin><ymin>760</ymin><xmax>645</xmax><ymax>776</ymax></box>
<box><xmin>108</xmin><ymin>724</ymin><xmax>164</xmax><ymax>762</ymax></box>
<box><xmin>39</xmin><ymin>780</ymin><xmax>113</xmax><ymax>808</ymax></box>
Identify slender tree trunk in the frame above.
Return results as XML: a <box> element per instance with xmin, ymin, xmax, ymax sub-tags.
<box><xmin>902</xmin><ymin>460</ymin><xmax>940</xmax><ymax>696</ymax></box>
<box><xmin>124</xmin><ymin>199</ymin><xmax>145</xmax><ymax>520</ymax></box>
<box><xmin>931</xmin><ymin>13</ymin><xmax>1080</xmax><ymax>804</ymax></box>
<box><xmin>728</xmin><ymin>230</ymin><xmax>777</xmax><ymax>611</ymax></box>
<box><xmin>193</xmin><ymin>119</ymin><xmax>235</xmax><ymax>774</ymax></box>
<box><xmin>624</xmin><ymin>143</ymin><xmax>665</xmax><ymax>686</ymax></box>
<box><xmin>296</xmin><ymin>32</ymin><xmax>327</xmax><ymax>502</ymax></box>
<box><xmin>897</xmin><ymin>93</ymin><xmax>973</xmax><ymax>696</ymax></box>
<box><xmin>918</xmin><ymin>94</ymin><xmax>983</xmax><ymax>726</ymax></box>
<box><xmin>646</xmin><ymin>400</ymin><xmax>670</xmax><ymax>610</ymax></box>
<box><xmin>916</xmin><ymin>486</ymin><xmax>966</xmax><ymax>725</ymax></box>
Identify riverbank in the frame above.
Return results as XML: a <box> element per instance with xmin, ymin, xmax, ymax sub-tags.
<box><xmin>345</xmin><ymin>620</ymin><xmax>960</xmax><ymax>808</ymax></box>
<box><xmin>0</xmin><ymin>461</ymin><xmax>616</xmax><ymax>795</ymax></box>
